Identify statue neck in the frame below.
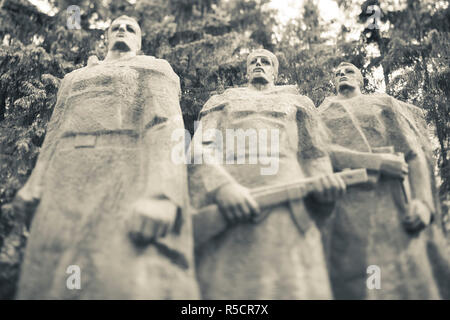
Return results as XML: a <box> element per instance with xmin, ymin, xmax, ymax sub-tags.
<box><xmin>337</xmin><ymin>86</ymin><xmax>362</xmax><ymax>99</ymax></box>
<box><xmin>104</xmin><ymin>50</ymin><xmax>137</xmax><ymax>62</ymax></box>
<box><xmin>249</xmin><ymin>81</ymin><xmax>274</xmax><ymax>92</ymax></box>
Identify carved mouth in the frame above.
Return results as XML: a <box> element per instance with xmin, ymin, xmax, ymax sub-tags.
<box><xmin>253</xmin><ymin>68</ymin><xmax>264</xmax><ymax>73</ymax></box>
<box><xmin>112</xmin><ymin>41</ymin><xmax>131</xmax><ymax>52</ymax></box>
<box><xmin>340</xmin><ymin>77</ymin><xmax>348</xmax><ymax>82</ymax></box>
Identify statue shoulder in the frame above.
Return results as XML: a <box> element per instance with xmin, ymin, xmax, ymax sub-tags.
<box><xmin>317</xmin><ymin>95</ymin><xmax>338</xmax><ymax>111</ymax></box>
<box><xmin>273</xmin><ymin>84</ymin><xmax>299</xmax><ymax>95</ymax></box>
<box><xmin>222</xmin><ymin>86</ymin><xmax>248</xmax><ymax>96</ymax></box>
<box><xmin>139</xmin><ymin>55</ymin><xmax>170</xmax><ymax>68</ymax></box>
<box><xmin>389</xmin><ymin>96</ymin><xmax>426</xmax><ymax>118</ymax></box>
<box><xmin>200</xmin><ymin>93</ymin><xmax>229</xmax><ymax>117</ymax></box>
<box><xmin>60</xmin><ymin>67</ymin><xmax>86</xmax><ymax>86</ymax></box>
<box><xmin>367</xmin><ymin>92</ymin><xmax>397</xmax><ymax>106</ymax></box>
<box><xmin>117</xmin><ymin>55</ymin><xmax>178</xmax><ymax>82</ymax></box>
<box><xmin>294</xmin><ymin>94</ymin><xmax>316</xmax><ymax>110</ymax></box>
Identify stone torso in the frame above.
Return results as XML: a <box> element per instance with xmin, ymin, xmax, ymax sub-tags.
<box><xmin>201</xmin><ymin>86</ymin><xmax>318</xmax><ymax>188</ymax></box>
<box><xmin>319</xmin><ymin>94</ymin><xmax>423</xmax><ymax>155</ymax></box>
<box><xmin>59</xmin><ymin>55</ymin><xmax>180</xmax><ymax>136</ymax></box>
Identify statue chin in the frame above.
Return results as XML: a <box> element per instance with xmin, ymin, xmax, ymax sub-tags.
<box><xmin>111</xmin><ymin>41</ymin><xmax>131</xmax><ymax>52</ymax></box>
<box><xmin>338</xmin><ymin>83</ymin><xmax>356</xmax><ymax>93</ymax></box>
<box><xmin>250</xmin><ymin>75</ymin><xmax>270</xmax><ymax>85</ymax></box>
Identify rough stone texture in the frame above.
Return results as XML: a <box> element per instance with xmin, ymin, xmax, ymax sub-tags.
<box><xmin>318</xmin><ymin>93</ymin><xmax>449</xmax><ymax>299</ymax></box>
<box><xmin>189</xmin><ymin>85</ymin><xmax>336</xmax><ymax>299</ymax></box>
<box><xmin>16</xmin><ymin>55</ymin><xmax>199</xmax><ymax>299</ymax></box>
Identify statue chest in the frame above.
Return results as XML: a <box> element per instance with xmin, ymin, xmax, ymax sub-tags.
<box><xmin>347</xmin><ymin>103</ymin><xmax>390</xmax><ymax>147</ymax></box>
<box><xmin>223</xmin><ymin>96</ymin><xmax>298</xmax><ymax>131</ymax></box>
<box><xmin>215</xmin><ymin>95</ymin><xmax>305</xmax><ymax>157</ymax></box>
<box><xmin>62</xmin><ymin>65</ymin><xmax>178</xmax><ymax>133</ymax></box>
<box><xmin>321</xmin><ymin>99</ymin><xmax>390</xmax><ymax>150</ymax></box>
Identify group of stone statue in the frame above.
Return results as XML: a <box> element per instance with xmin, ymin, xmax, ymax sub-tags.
<box><xmin>13</xmin><ymin>16</ymin><xmax>449</xmax><ymax>299</ymax></box>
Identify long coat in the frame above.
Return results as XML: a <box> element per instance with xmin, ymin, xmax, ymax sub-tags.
<box><xmin>17</xmin><ymin>56</ymin><xmax>199</xmax><ymax>299</ymax></box>
<box><xmin>189</xmin><ymin>85</ymin><xmax>335</xmax><ymax>299</ymax></box>
<box><xmin>318</xmin><ymin>93</ymin><xmax>445</xmax><ymax>299</ymax></box>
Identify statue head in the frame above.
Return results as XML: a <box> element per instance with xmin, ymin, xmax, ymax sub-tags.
<box><xmin>246</xmin><ymin>49</ymin><xmax>279</xmax><ymax>86</ymax></box>
<box><xmin>333</xmin><ymin>62</ymin><xmax>363</xmax><ymax>94</ymax></box>
<box><xmin>107</xmin><ymin>15</ymin><xmax>141</xmax><ymax>54</ymax></box>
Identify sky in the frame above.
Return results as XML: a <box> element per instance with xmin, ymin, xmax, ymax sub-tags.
<box><xmin>29</xmin><ymin>0</ymin><xmax>343</xmax><ymax>23</ymax></box>
<box><xmin>268</xmin><ymin>0</ymin><xmax>341</xmax><ymax>24</ymax></box>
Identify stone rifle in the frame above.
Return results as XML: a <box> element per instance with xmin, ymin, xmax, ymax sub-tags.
<box><xmin>331</xmin><ymin>146</ymin><xmax>412</xmax><ymax>204</ymax></box>
<box><xmin>193</xmin><ymin>168</ymin><xmax>368</xmax><ymax>246</ymax></box>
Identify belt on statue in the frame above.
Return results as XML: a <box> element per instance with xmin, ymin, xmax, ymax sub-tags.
<box><xmin>60</xmin><ymin>131</ymin><xmax>139</xmax><ymax>149</ymax></box>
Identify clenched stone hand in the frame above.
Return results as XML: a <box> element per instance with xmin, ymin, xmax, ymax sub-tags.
<box><xmin>128</xmin><ymin>198</ymin><xmax>178</xmax><ymax>244</ymax></box>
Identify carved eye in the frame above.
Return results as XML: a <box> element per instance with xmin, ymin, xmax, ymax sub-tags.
<box><xmin>250</xmin><ymin>58</ymin><xmax>257</xmax><ymax>65</ymax></box>
<box><xmin>111</xmin><ymin>25</ymin><xmax>119</xmax><ymax>32</ymax></box>
<box><xmin>261</xmin><ymin>58</ymin><xmax>271</xmax><ymax>65</ymax></box>
<box><xmin>126</xmin><ymin>25</ymin><xmax>136</xmax><ymax>33</ymax></box>
<box><xmin>347</xmin><ymin>69</ymin><xmax>354</xmax><ymax>74</ymax></box>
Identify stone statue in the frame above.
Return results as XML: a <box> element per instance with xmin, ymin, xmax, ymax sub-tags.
<box><xmin>188</xmin><ymin>49</ymin><xmax>347</xmax><ymax>299</ymax></box>
<box><xmin>15</xmin><ymin>16</ymin><xmax>199</xmax><ymax>299</ymax></box>
<box><xmin>318</xmin><ymin>62</ymin><xmax>446</xmax><ymax>299</ymax></box>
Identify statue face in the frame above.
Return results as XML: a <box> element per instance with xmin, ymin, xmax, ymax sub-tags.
<box><xmin>334</xmin><ymin>64</ymin><xmax>361</xmax><ymax>92</ymax></box>
<box><xmin>247</xmin><ymin>54</ymin><xmax>275</xmax><ymax>85</ymax></box>
<box><xmin>107</xmin><ymin>18</ymin><xmax>141</xmax><ymax>53</ymax></box>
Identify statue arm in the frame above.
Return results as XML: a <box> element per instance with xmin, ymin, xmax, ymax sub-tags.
<box><xmin>294</xmin><ymin>101</ymin><xmax>340</xmax><ymax>214</ymax></box>
<box><xmin>17</xmin><ymin>73</ymin><xmax>73</xmax><ymax>203</ymax></box>
<box><xmin>295</xmin><ymin>99</ymin><xmax>334</xmax><ymax>176</ymax></box>
<box><xmin>139</xmin><ymin>88</ymin><xmax>187</xmax><ymax>209</ymax></box>
<box><xmin>189</xmin><ymin>95</ymin><xmax>236</xmax><ymax>201</ymax></box>
<box><xmin>128</xmin><ymin>73</ymin><xmax>189</xmax><ymax>244</ymax></box>
<box><xmin>389</xmin><ymin>101</ymin><xmax>435</xmax><ymax>215</ymax></box>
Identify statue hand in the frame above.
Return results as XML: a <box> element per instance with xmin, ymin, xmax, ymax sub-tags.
<box><xmin>214</xmin><ymin>183</ymin><xmax>260</xmax><ymax>224</ymax></box>
<box><xmin>13</xmin><ymin>185</ymin><xmax>41</xmax><ymax>228</ymax></box>
<box><xmin>403</xmin><ymin>199</ymin><xmax>432</xmax><ymax>233</ymax></box>
<box><xmin>127</xmin><ymin>198</ymin><xmax>178</xmax><ymax>245</ymax></box>
<box><xmin>311</xmin><ymin>174</ymin><xmax>346</xmax><ymax>203</ymax></box>
<box><xmin>379</xmin><ymin>153</ymin><xmax>408</xmax><ymax>179</ymax></box>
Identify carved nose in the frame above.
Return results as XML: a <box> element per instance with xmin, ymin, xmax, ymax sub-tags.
<box><xmin>118</xmin><ymin>24</ymin><xmax>126</xmax><ymax>32</ymax></box>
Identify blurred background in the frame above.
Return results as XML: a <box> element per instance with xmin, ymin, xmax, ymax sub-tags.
<box><xmin>0</xmin><ymin>0</ymin><xmax>449</xmax><ymax>299</ymax></box>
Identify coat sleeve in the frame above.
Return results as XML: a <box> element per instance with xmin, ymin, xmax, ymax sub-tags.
<box><xmin>139</xmin><ymin>60</ymin><xmax>188</xmax><ymax>210</ymax></box>
<box><xmin>188</xmin><ymin>94</ymin><xmax>237</xmax><ymax>208</ymax></box>
<box><xmin>384</xmin><ymin>98</ymin><xmax>436</xmax><ymax>215</ymax></box>
<box><xmin>295</xmin><ymin>96</ymin><xmax>334</xmax><ymax>177</ymax></box>
<box><xmin>294</xmin><ymin>96</ymin><xmax>335</xmax><ymax>216</ymax></box>
<box><xmin>18</xmin><ymin>72</ymin><xmax>74</xmax><ymax>202</ymax></box>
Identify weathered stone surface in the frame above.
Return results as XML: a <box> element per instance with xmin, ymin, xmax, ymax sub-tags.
<box><xmin>319</xmin><ymin>92</ymin><xmax>446</xmax><ymax>299</ymax></box>
<box><xmin>15</xmin><ymin>50</ymin><xmax>199</xmax><ymax>298</ymax></box>
<box><xmin>189</xmin><ymin>59</ymin><xmax>340</xmax><ymax>299</ymax></box>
